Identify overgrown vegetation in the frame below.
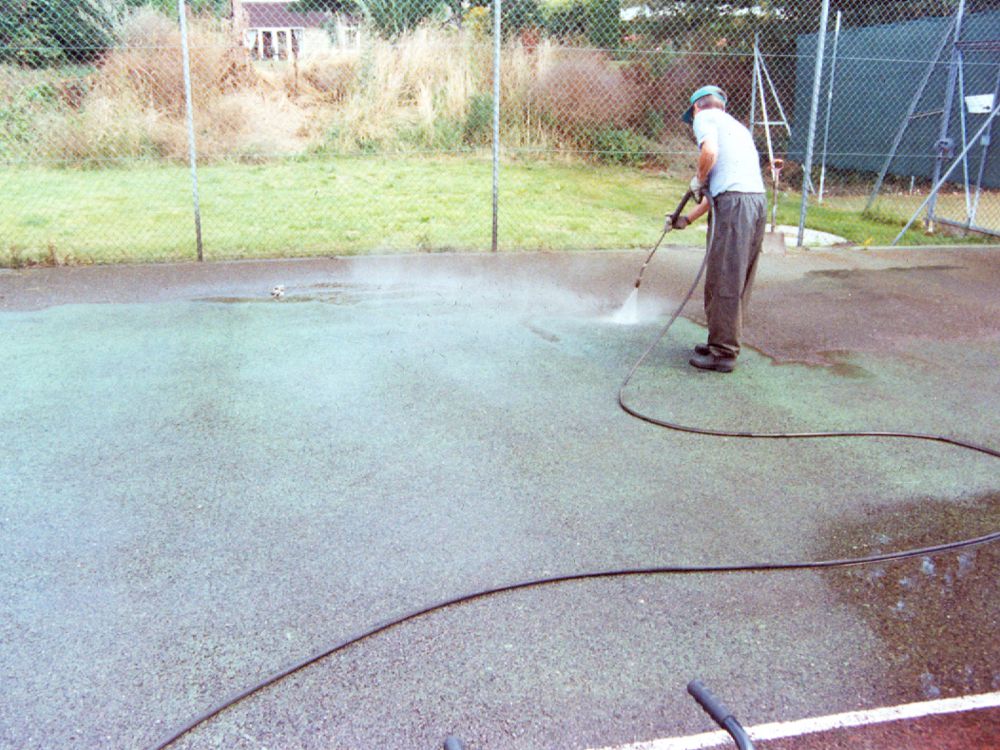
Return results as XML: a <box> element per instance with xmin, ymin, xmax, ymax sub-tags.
<box><xmin>0</xmin><ymin>9</ymin><xmax>699</xmax><ymax>165</ymax></box>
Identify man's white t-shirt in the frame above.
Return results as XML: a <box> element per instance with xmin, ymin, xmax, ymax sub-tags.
<box><xmin>692</xmin><ymin>109</ymin><xmax>765</xmax><ymax>196</ymax></box>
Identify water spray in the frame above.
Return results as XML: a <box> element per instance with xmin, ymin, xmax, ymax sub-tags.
<box><xmin>633</xmin><ymin>190</ymin><xmax>696</xmax><ymax>291</ymax></box>
<box><xmin>612</xmin><ymin>190</ymin><xmax>698</xmax><ymax>325</ymax></box>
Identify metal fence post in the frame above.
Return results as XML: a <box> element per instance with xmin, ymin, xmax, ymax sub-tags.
<box><xmin>491</xmin><ymin>0</ymin><xmax>502</xmax><ymax>253</ymax></box>
<box><xmin>927</xmin><ymin>0</ymin><xmax>966</xmax><ymax>231</ymax></box>
<box><xmin>818</xmin><ymin>10</ymin><xmax>841</xmax><ymax>203</ymax></box>
<box><xmin>892</xmin><ymin>104</ymin><xmax>998</xmax><ymax>244</ymax></box>
<box><xmin>796</xmin><ymin>0</ymin><xmax>829</xmax><ymax>247</ymax></box>
<box><xmin>749</xmin><ymin>32</ymin><xmax>759</xmax><ymax>129</ymax></box>
<box><xmin>178</xmin><ymin>0</ymin><xmax>204</xmax><ymax>261</ymax></box>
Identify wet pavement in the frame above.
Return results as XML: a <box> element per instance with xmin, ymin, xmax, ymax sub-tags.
<box><xmin>760</xmin><ymin>705</ymin><xmax>1000</xmax><ymax>749</ymax></box>
<box><xmin>0</xmin><ymin>245</ymin><xmax>998</xmax><ymax>749</ymax></box>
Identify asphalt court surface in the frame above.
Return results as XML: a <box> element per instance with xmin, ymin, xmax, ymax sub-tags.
<box><xmin>1</xmin><ymin>246</ymin><xmax>998</xmax><ymax>749</ymax></box>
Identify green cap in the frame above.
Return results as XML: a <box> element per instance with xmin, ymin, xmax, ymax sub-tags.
<box><xmin>681</xmin><ymin>85</ymin><xmax>727</xmax><ymax>124</ymax></box>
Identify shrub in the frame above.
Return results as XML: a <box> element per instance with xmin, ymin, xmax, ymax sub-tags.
<box><xmin>46</xmin><ymin>91</ymin><xmax>163</xmax><ymax>165</ymax></box>
<box><xmin>501</xmin><ymin>0</ymin><xmax>542</xmax><ymax>38</ymax></box>
<box><xmin>530</xmin><ymin>50</ymin><xmax>640</xmax><ymax>134</ymax></box>
<box><xmin>2</xmin><ymin>17</ymin><xmax>717</xmax><ymax>165</ymax></box>
<box><xmin>0</xmin><ymin>66</ymin><xmax>90</xmax><ymax>161</ymax></box>
<box><xmin>539</xmin><ymin>0</ymin><xmax>586</xmax><ymax>40</ymax></box>
<box><xmin>641</xmin><ymin>109</ymin><xmax>665</xmax><ymax>141</ymax></box>
<box><xmin>463</xmin><ymin>92</ymin><xmax>492</xmax><ymax>144</ymax></box>
<box><xmin>0</xmin><ymin>0</ymin><xmax>115</xmax><ymax>67</ymax></box>
<box><xmin>65</xmin><ymin>10</ymin><xmax>264</xmax><ymax>161</ymax></box>
<box><xmin>587</xmin><ymin>127</ymin><xmax>647</xmax><ymax>166</ymax></box>
<box><xmin>537</xmin><ymin>0</ymin><xmax>619</xmax><ymax>50</ymax></box>
<box><xmin>356</xmin><ymin>0</ymin><xmax>443</xmax><ymax>38</ymax></box>
<box><xmin>464</xmin><ymin>6</ymin><xmax>491</xmax><ymax>37</ymax></box>
<box><xmin>0</xmin><ymin>98</ymin><xmax>36</xmax><ymax>158</ymax></box>
<box><xmin>464</xmin><ymin>0</ymin><xmax>540</xmax><ymax>38</ymax></box>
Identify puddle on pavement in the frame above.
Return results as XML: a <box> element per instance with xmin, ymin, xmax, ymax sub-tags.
<box><xmin>196</xmin><ymin>282</ymin><xmax>378</xmax><ymax>306</ymax></box>
<box><xmin>821</xmin><ymin>492</ymin><xmax>1000</xmax><ymax>697</ymax></box>
<box><xmin>198</xmin><ymin>296</ymin><xmax>320</xmax><ymax>304</ymax></box>
<box><xmin>193</xmin><ymin>280</ymin><xmax>497</xmax><ymax>308</ymax></box>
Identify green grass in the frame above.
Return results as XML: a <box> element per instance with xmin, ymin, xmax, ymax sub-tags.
<box><xmin>770</xmin><ymin>189</ymin><xmax>998</xmax><ymax>248</ymax></box>
<box><xmin>0</xmin><ymin>156</ymin><xmax>985</xmax><ymax>267</ymax></box>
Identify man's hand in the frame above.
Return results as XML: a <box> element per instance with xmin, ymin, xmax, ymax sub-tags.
<box><xmin>689</xmin><ymin>175</ymin><xmax>705</xmax><ymax>198</ymax></box>
<box><xmin>672</xmin><ymin>215</ymin><xmax>690</xmax><ymax>230</ymax></box>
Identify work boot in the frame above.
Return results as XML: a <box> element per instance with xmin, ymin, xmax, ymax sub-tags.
<box><xmin>689</xmin><ymin>351</ymin><xmax>737</xmax><ymax>373</ymax></box>
<box><xmin>694</xmin><ymin>343</ymin><xmax>737</xmax><ymax>359</ymax></box>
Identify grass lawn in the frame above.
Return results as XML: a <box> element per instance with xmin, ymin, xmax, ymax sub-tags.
<box><xmin>1</xmin><ymin>156</ymin><xmax>986</xmax><ymax>267</ymax></box>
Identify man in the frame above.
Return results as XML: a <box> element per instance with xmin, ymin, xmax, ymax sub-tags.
<box><xmin>672</xmin><ymin>85</ymin><xmax>766</xmax><ymax>373</ymax></box>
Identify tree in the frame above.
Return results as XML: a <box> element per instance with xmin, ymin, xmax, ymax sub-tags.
<box><xmin>356</xmin><ymin>0</ymin><xmax>444</xmax><ymax>35</ymax></box>
<box><xmin>286</xmin><ymin>0</ymin><xmax>357</xmax><ymax>13</ymax></box>
<box><xmin>0</xmin><ymin>0</ymin><xmax>115</xmax><ymax>67</ymax></box>
<box><xmin>123</xmin><ymin>0</ymin><xmax>231</xmax><ymax>15</ymax></box>
<box><xmin>638</xmin><ymin>0</ymin><xmax>998</xmax><ymax>49</ymax></box>
<box><xmin>534</xmin><ymin>0</ymin><xmax>620</xmax><ymax>47</ymax></box>
<box><xmin>498</xmin><ymin>0</ymin><xmax>542</xmax><ymax>36</ymax></box>
<box><xmin>584</xmin><ymin>0</ymin><xmax>620</xmax><ymax>49</ymax></box>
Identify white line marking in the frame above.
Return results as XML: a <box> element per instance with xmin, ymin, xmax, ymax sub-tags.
<box><xmin>592</xmin><ymin>691</ymin><xmax>1000</xmax><ymax>750</ymax></box>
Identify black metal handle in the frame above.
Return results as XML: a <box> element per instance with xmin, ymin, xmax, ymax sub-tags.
<box><xmin>667</xmin><ymin>190</ymin><xmax>696</xmax><ymax>227</ymax></box>
<box><xmin>687</xmin><ymin>680</ymin><xmax>756</xmax><ymax>750</ymax></box>
<box><xmin>688</xmin><ymin>679</ymin><xmax>733</xmax><ymax>726</ymax></box>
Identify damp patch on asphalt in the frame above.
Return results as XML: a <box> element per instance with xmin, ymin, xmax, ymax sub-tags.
<box><xmin>806</xmin><ymin>265</ymin><xmax>966</xmax><ymax>279</ymax></box>
<box><xmin>819</xmin><ymin>492</ymin><xmax>1000</xmax><ymax>700</ymax></box>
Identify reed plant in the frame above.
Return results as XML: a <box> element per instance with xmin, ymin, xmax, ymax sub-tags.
<box><xmin>319</xmin><ymin>26</ymin><xmax>485</xmax><ymax>153</ymax></box>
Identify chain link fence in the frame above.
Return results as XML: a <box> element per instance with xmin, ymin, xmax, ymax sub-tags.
<box><xmin>2</xmin><ymin>0</ymin><xmax>998</xmax><ymax>266</ymax></box>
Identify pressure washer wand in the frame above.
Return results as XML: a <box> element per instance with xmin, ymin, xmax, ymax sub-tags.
<box><xmin>688</xmin><ymin>679</ymin><xmax>756</xmax><ymax>750</ymax></box>
<box><xmin>633</xmin><ymin>190</ymin><xmax>696</xmax><ymax>290</ymax></box>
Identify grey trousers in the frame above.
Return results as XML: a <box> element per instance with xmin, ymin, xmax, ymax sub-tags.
<box><xmin>704</xmin><ymin>191</ymin><xmax>767</xmax><ymax>358</ymax></box>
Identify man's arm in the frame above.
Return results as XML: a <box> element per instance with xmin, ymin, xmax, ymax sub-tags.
<box><xmin>684</xmin><ymin>195</ymin><xmax>710</xmax><ymax>224</ymax></box>
<box><xmin>696</xmin><ymin>136</ymin><xmax>718</xmax><ymax>187</ymax></box>
<box><xmin>680</xmin><ymin>136</ymin><xmax>717</xmax><ymax>226</ymax></box>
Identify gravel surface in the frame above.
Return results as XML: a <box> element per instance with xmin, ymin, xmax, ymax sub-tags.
<box><xmin>1</xmin><ymin>247</ymin><xmax>998</xmax><ymax>750</ymax></box>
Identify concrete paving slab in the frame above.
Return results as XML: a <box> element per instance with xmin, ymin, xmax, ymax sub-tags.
<box><xmin>0</xmin><ymin>247</ymin><xmax>997</xmax><ymax>749</ymax></box>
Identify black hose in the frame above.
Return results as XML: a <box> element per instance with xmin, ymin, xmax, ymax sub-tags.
<box><xmin>149</xmin><ymin>196</ymin><xmax>999</xmax><ymax>749</ymax></box>
<box><xmin>149</xmin><ymin>529</ymin><xmax>1000</xmax><ymax>750</ymax></box>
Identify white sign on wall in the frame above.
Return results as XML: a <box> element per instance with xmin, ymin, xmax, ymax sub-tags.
<box><xmin>965</xmin><ymin>94</ymin><xmax>994</xmax><ymax>114</ymax></box>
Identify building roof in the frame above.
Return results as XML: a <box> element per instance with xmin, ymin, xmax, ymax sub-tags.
<box><xmin>242</xmin><ymin>2</ymin><xmax>331</xmax><ymax>29</ymax></box>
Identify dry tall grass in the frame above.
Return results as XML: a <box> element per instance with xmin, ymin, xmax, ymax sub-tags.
<box><xmin>322</xmin><ymin>27</ymin><xmax>485</xmax><ymax>152</ymax></box>
<box><xmin>62</xmin><ymin>10</ymin><xmax>278</xmax><ymax>162</ymax></box>
<box><xmin>498</xmin><ymin>38</ymin><xmax>556</xmax><ymax>150</ymax></box>
<box><xmin>2</xmin><ymin>11</ymin><xmax>685</xmax><ymax>165</ymax></box>
<box><xmin>4</xmin><ymin>10</ymin><xmax>309</xmax><ymax>164</ymax></box>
